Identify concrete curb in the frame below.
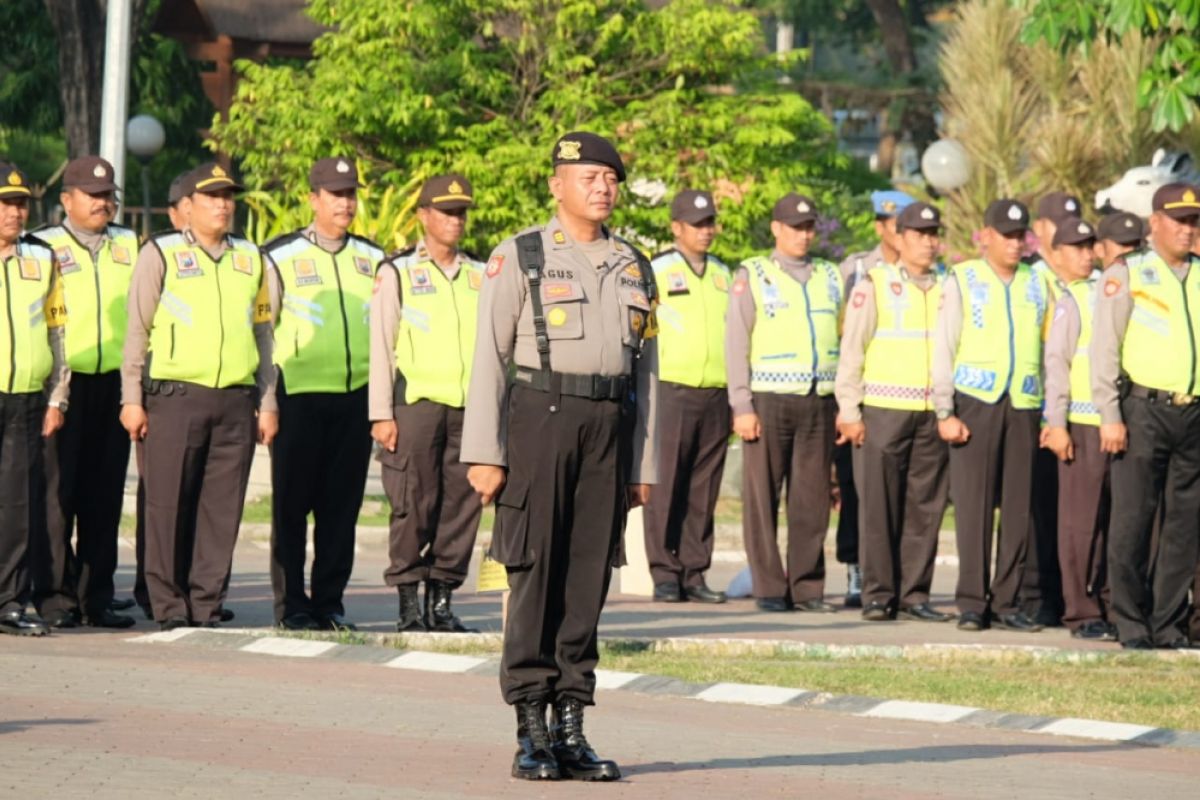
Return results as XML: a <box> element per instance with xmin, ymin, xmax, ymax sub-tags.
<box><xmin>127</xmin><ymin>627</ymin><xmax>1200</xmax><ymax>751</ymax></box>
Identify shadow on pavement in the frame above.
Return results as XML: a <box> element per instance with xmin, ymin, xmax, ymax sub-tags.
<box><xmin>0</xmin><ymin>718</ymin><xmax>97</xmax><ymax>736</ymax></box>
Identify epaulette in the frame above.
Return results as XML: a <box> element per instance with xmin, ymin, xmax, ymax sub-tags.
<box><xmin>18</xmin><ymin>232</ymin><xmax>52</xmax><ymax>252</ymax></box>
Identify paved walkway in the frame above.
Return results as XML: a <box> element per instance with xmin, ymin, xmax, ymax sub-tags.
<box><xmin>3</xmin><ymin>632</ymin><xmax>1196</xmax><ymax>798</ymax></box>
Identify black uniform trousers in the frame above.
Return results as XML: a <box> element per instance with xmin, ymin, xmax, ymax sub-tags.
<box><xmin>495</xmin><ymin>385</ymin><xmax>627</xmax><ymax>706</ymax></box>
<box><xmin>853</xmin><ymin>406</ymin><xmax>948</xmax><ymax>610</ymax></box>
<box><xmin>381</xmin><ymin>400</ymin><xmax>482</xmax><ymax>588</ymax></box>
<box><xmin>742</xmin><ymin>391</ymin><xmax>837</xmax><ymax>603</ymax></box>
<box><xmin>270</xmin><ymin>384</ymin><xmax>371</xmax><ymax>622</ymax></box>
<box><xmin>33</xmin><ymin>371</ymin><xmax>130</xmax><ymax>618</ymax></box>
<box><xmin>143</xmin><ymin>383</ymin><xmax>256</xmax><ymax>624</ymax></box>
<box><xmin>949</xmin><ymin>393</ymin><xmax>1039</xmax><ymax>617</ymax></box>
<box><xmin>641</xmin><ymin>382</ymin><xmax>729</xmax><ymax>587</ymax></box>
<box><xmin>1021</xmin><ymin>447</ymin><xmax>1064</xmax><ymax>619</ymax></box>
<box><xmin>833</xmin><ymin>443</ymin><xmax>860</xmax><ymax>565</ymax></box>
<box><xmin>1108</xmin><ymin>395</ymin><xmax>1200</xmax><ymax>645</ymax></box>
<box><xmin>0</xmin><ymin>392</ymin><xmax>46</xmax><ymax>615</ymax></box>
<box><xmin>1056</xmin><ymin>424</ymin><xmax>1110</xmax><ymax>632</ymax></box>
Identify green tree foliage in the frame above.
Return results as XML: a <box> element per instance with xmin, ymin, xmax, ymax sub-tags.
<box><xmin>212</xmin><ymin>0</ymin><xmax>881</xmax><ymax>257</ymax></box>
<box><xmin>1020</xmin><ymin>0</ymin><xmax>1200</xmax><ymax>132</ymax></box>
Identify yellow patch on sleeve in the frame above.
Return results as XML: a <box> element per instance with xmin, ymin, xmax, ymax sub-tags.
<box><xmin>252</xmin><ymin>277</ymin><xmax>272</xmax><ymax>323</ymax></box>
<box><xmin>45</xmin><ymin>276</ymin><xmax>67</xmax><ymax>328</ymax></box>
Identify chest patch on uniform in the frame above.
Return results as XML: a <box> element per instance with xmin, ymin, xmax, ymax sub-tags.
<box><xmin>713</xmin><ymin>272</ymin><xmax>729</xmax><ymax>292</ymax></box>
<box><xmin>467</xmin><ymin>270</ymin><xmax>483</xmax><ymax>290</ymax></box>
<box><xmin>293</xmin><ymin>258</ymin><xmax>321</xmax><ymax>286</ymax></box>
<box><xmin>110</xmin><ymin>244</ymin><xmax>132</xmax><ymax>265</ymax></box>
<box><xmin>547</xmin><ymin>307</ymin><xmax>568</xmax><ymax>327</ymax></box>
<box><xmin>1140</xmin><ymin>266</ymin><xmax>1160</xmax><ymax>286</ymax></box>
<box><xmin>624</xmin><ymin>264</ymin><xmax>642</xmax><ymax>280</ymax></box>
<box><xmin>1104</xmin><ymin>278</ymin><xmax>1121</xmax><ymax>297</ymax></box>
<box><xmin>354</xmin><ymin>256</ymin><xmax>373</xmax><ymax>276</ymax></box>
<box><xmin>852</xmin><ymin>291</ymin><xmax>866</xmax><ymax>308</ymax></box>
<box><xmin>486</xmin><ymin>255</ymin><xmax>504</xmax><ymax>278</ymax></box>
<box><xmin>410</xmin><ymin>267</ymin><xmax>436</xmax><ymax>295</ymax></box>
<box><xmin>19</xmin><ymin>258</ymin><xmax>40</xmax><ymax>281</ymax></box>
<box><xmin>552</xmin><ymin>230</ymin><xmax>567</xmax><ymax>245</ymax></box>
<box><xmin>667</xmin><ymin>271</ymin><xmax>689</xmax><ymax>295</ymax></box>
<box><xmin>54</xmin><ymin>247</ymin><xmax>79</xmax><ymax>274</ymax></box>
<box><xmin>233</xmin><ymin>253</ymin><xmax>254</xmax><ymax>275</ymax></box>
<box><xmin>175</xmin><ymin>250</ymin><xmax>202</xmax><ymax>278</ymax></box>
<box><xmin>890</xmin><ymin>281</ymin><xmax>903</xmax><ymax>296</ymax></box>
<box><xmin>542</xmin><ymin>282</ymin><xmax>581</xmax><ymax>302</ymax></box>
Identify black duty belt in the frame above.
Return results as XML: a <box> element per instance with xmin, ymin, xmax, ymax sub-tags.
<box><xmin>1127</xmin><ymin>382</ymin><xmax>1200</xmax><ymax>407</ymax></box>
<box><xmin>513</xmin><ymin>369</ymin><xmax>629</xmax><ymax>402</ymax></box>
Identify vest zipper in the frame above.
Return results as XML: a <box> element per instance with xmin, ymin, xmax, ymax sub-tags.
<box><xmin>1001</xmin><ymin>280</ymin><xmax>1016</xmax><ymax>399</ymax></box>
<box><xmin>330</xmin><ymin>251</ymin><xmax>353</xmax><ymax>392</ymax></box>
<box><xmin>447</xmin><ymin>266</ymin><xmax>465</xmax><ymax>405</ymax></box>
<box><xmin>92</xmin><ymin>245</ymin><xmax>104</xmax><ymax>372</ymax></box>
<box><xmin>3</xmin><ymin>258</ymin><xmax>14</xmax><ymax>393</ymax></box>
<box><xmin>801</xmin><ymin>279</ymin><xmax>818</xmax><ymax>390</ymax></box>
<box><xmin>170</xmin><ymin>324</ymin><xmax>176</xmax><ymax>360</ymax></box>
<box><xmin>1182</xmin><ymin>275</ymin><xmax>1198</xmax><ymax>395</ymax></box>
<box><xmin>214</xmin><ymin>253</ymin><xmax>225</xmax><ymax>388</ymax></box>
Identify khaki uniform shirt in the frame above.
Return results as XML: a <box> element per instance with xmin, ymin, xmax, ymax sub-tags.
<box><xmin>461</xmin><ymin>215</ymin><xmax>658</xmax><ymax>484</ymax></box>
<box><xmin>1043</xmin><ymin>291</ymin><xmax>1081</xmax><ymax>429</ymax></box>
<box><xmin>838</xmin><ymin>243</ymin><xmax>885</xmax><ymax>295</ymax></box>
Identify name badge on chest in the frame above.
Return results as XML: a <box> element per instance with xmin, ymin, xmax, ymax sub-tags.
<box><xmin>666</xmin><ymin>271</ymin><xmax>689</xmax><ymax>296</ymax></box>
<box><xmin>233</xmin><ymin>253</ymin><xmax>254</xmax><ymax>275</ymax></box>
<box><xmin>353</xmin><ymin>256</ymin><xmax>373</xmax><ymax>277</ymax></box>
<box><xmin>174</xmin><ymin>250</ymin><xmax>202</xmax><ymax>279</ymax></box>
<box><xmin>55</xmin><ymin>246</ymin><xmax>80</xmax><ymax>275</ymax></box>
<box><xmin>110</xmin><ymin>244</ymin><xmax>132</xmax><ymax>265</ymax></box>
<box><xmin>19</xmin><ymin>258</ymin><xmax>41</xmax><ymax>281</ymax></box>
<box><xmin>410</xmin><ymin>266</ymin><xmax>436</xmax><ymax>295</ymax></box>
<box><xmin>294</xmin><ymin>258</ymin><xmax>321</xmax><ymax>286</ymax></box>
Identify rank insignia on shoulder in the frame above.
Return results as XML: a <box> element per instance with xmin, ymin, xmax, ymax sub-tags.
<box><xmin>175</xmin><ymin>250</ymin><xmax>202</xmax><ymax>278</ymax></box>
<box><xmin>553</xmin><ymin>230</ymin><xmax>566</xmax><ymax>245</ymax></box>
<box><xmin>354</xmin><ymin>256</ymin><xmax>373</xmax><ymax>276</ymax></box>
<box><xmin>486</xmin><ymin>255</ymin><xmax>504</xmax><ymax>278</ymax></box>
<box><xmin>468</xmin><ymin>270</ymin><xmax>483</xmax><ymax>290</ymax></box>
<box><xmin>110</xmin><ymin>244</ymin><xmax>131</xmax><ymax>265</ymax></box>
<box><xmin>233</xmin><ymin>253</ymin><xmax>254</xmax><ymax>275</ymax></box>
<box><xmin>624</xmin><ymin>264</ymin><xmax>642</xmax><ymax>280</ymax></box>
<box><xmin>19</xmin><ymin>258</ymin><xmax>41</xmax><ymax>281</ymax></box>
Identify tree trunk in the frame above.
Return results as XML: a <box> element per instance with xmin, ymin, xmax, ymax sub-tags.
<box><xmin>865</xmin><ymin>0</ymin><xmax>917</xmax><ymax>73</ymax></box>
<box><xmin>43</xmin><ymin>0</ymin><xmax>150</xmax><ymax>158</ymax></box>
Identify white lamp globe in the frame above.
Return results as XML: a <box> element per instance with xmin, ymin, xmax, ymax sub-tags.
<box><xmin>921</xmin><ymin>139</ymin><xmax>971</xmax><ymax>192</ymax></box>
<box><xmin>127</xmin><ymin>114</ymin><xmax>165</xmax><ymax>160</ymax></box>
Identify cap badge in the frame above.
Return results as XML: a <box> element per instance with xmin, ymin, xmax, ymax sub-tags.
<box><xmin>694</xmin><ymin>195</ymin><xmax>709</xmax><ymax>209</ymax></box>
<box><xmin>921</xmin><ymin>207</ymin><xmax>935</xmax><ymax>220</ymax></box>
<box><xmin>212</xmin><ymin>165</ymin><xmax>227</xmax><ymax>178</ymax></box>
<box><xmin>93</xmin><ymin>165</ymin><xmax>107</xmax><ymax>178</ymax></box>
<box><xmin>797</xmin><ymin>201</ymin><xmax>810</xmax><ymax>213</ymax></box>
<box><xmin>1007</xmin><ymin>205</ymin><xmax>1022</xmax><ymax>221</ymax></box>
<box><xmin>7</xmin><ymin>171</ymin><xmax>21</xmax><ymax>186</ymax></box>
<box><xmin>336</xmin><ymin>160</ymin><xmax>350</xmax><ymax>173</ymax></box>
<box><xmin>1066</xmin><ymin>199</ymin><xmax>1077</xmax><ymax>211</ymax></box>
<box><xmin>1185</xmin><ymin>189</ymin><xmax>1197</xmax><ymax>204</ymax></box>
<box><xmin>1125</xmin><ymin>219</ymin><xmax>1135</xmax><ymax>228</ymax></box>
<box><xmin>557</xmin><ymin>140</ymin><xmax>582</xmax><ymax>161</ymax></box>
<box><xmin>882</xmin><ymin>201</ymin><xmax>896</xmax><ymax>213</ymax></box>
<box><xmin>448</xmin><ymin>180</ymin><xmax>463</xmax><ymax>194</ymax></box>
<box><xmin>1078</xmin><ymin>222</ymin><xmax>1089</xmax><ymax>234</ymax></box>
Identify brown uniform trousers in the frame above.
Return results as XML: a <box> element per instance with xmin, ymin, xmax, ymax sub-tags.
<box><xmin>853</xmin><ymin>406</ymin><xmax>948</xmax><ymax>610</ymax></box>
<box><xmin>1056</xmin><ymin>424</ymin><xmax>1110</xmax><ymax>631</ymax></box>
<box><xmin>742</xmin><ymin>391</ymin><xmax>836</xmax><ymax>603</ymax></box>
<box><xmin>496</xmin><ymin>385</ymin><xmax>628</xmax><ymax>705</ymax></box>
<box><xmin>142</xmin><ymin>383</ymin><xmax>256</xmax><ymax>624</ymax></box>
<box><xmin>950</xmin><ymin>393</ymin><xmax>1039</xmax><ymax>617</ymax></box>
<box><xmin>33</xmin><ymin>371</ymin><xmax>130</xmax><ymax>618</ymax></box>
<box><xmin>381</xmin><ymin>399</ymin><xmax>482</xmax><ymax>588</ymax></box>
<box><xmin>1021</xmin><ymin>447</ymin><xmax>1064</xmax><ymax>620</ymax></box>
<box><xmin>0</xmin><ymin>392</ymin><xmax>47</xmax><ymax>616</ymax></box>
<box><xmin>641</xmin><ymin>382</ymin><xmax>729</xmax><ymax>587</ymax></box>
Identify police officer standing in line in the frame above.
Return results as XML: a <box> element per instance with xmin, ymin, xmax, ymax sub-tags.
<box><xmin>0</xmin><ymin>163</ymin><xmax>69</xmax><ymax>636</ymax></box>
<box><xmin>120</xmin><ymin>163</ymin><xmax>274</xmax><ymax>630</ymax></box>
<box><xmin>643</xmin><ymin>188</ymin><xmax>729</xmax><ymax>605</ymax></box>
<box><xmin>932</xmin><ymin>199</ymin><xmax>1050</xmax><ymax>633</ymax></box>
<box><xmin>1091</xmin><ymin>183</ymin><xmax>1200</xmax><ymax>650</ymax></box>
<box><xmin>370</xmin><ymin>174</ymin><xmax>484</xmax><ymax>634</ymax></box>
<box><xmin>262</xmin><ymin>158</ymin><xmax>383</xmax><ymax>631</ymax></box>
<box><xmin>835</xmin><ymin>201</ymin><xmax>953</xmax><ymax>623</ymax></box>
<box><xmin>1095</xmin><ymin>211</ymin><xmax>1144</xmax><ymax>269</ymax></box>
<box><xmin>1040</xmin><ymin>218</ymin><xmax>1117</xmax><ymax>641</ymax></box>
<box><xmin>463</xmin><ymin>132</ymin><xmax>657</xmax><ymax>781</ymax></box>
<box><xmin>32</xmin><ymin>157</ymin><xmax>137</xmax><ymax>629</ymax></box>
<box><xmin>834</xmin><ymin>190</ymin><xmax>914</xmax><ymax>607</ymax></box>
<box><xmin>726</xmin><ymin>193</ymin><xmax>843</xmax><ymax>614</ymax></box>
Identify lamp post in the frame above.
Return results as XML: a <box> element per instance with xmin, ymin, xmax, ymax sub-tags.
<box><xmin>126</xmin><ymin>114</ymin><xmax>165</xmax><ymax>240</ymax></box>
<box><xmin>921</xmin><ymin>138</ymin><xmax>971</xmax><ymax>194</ymax></box>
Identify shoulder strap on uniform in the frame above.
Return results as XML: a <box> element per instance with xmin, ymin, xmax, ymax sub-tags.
<box><xmin>515</xmin><ymin>232</ymin><xmax>551</xmax><ymax>377</ymax></box>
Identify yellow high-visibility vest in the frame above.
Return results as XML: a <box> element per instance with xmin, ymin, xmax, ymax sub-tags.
<box><xmin>862</xmin><ymin>264</ymin><xmax>944</xmax><ymax>411</ymax></box>
<box><xmin>652</xmin><ymin>249</ymin><xmax>729</xmax><ymax>388</ymax></box>
<box><xmin>1121</xmin><ymin>250</ymin><xmax>1200</xmax><ymax>395</ymax></box>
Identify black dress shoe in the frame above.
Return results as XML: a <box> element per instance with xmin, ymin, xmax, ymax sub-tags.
<box><xmin>321</xmin><ymin>613</ymin><xmax>357</xmax><ymax>632</ymax></box>
<box><xmin>1121</xmin><ymin>637</ymin><xmax>1154</xmax><ymax>650</ymax></box>
<box><xmin>0</xmin><ymin>610</ymin><xmax>50</xmax><ymax>636</ymax></box>
<box><xmin>109</xmin><ymin>598</ymin><xmax>136</xmax><ymax>612</ymax></box>
<box><xmin>898</xmin><ymin>603</ymin><xmax>955</xmax><ymax>623</ymax></box>
<box><xmin>43</xmin><ymin>608</ymin><xmax>81</xmax><ymax>629</ymax></box>
<box><xmin>861</xmin><ymin>602</ymin><xmax>892</xmax><ymax>621</ymax></box>
<box><xmin>512</xmin><ymin>700</ymin><xmax>560</xmax><ymax>781</ymax></box>
<box><xmin>550</xmin><ymin>698</ymin><xmax>620</xmax><ymax>781</ymax></box>
<box><xmin>683</xmin><ymin>583</ymin><xmax>726</xmax><ymax>604</ymax></box>
<box><xmin>653</xmin><ymin>582</ymin><xmax>684</xmax><ymax>602</ymax></box>
<box><xmin>1071</xmin><ymin>620</ymin><xmax>1117</xmax><ymax>641</ymax></box>
<box><xmin>396</xmin><ymin>584</ymin><xmax>426</xmax><ymax>632</ymax></box>
<box><xmin>84</xmin><ymin>609</ymin><xmax>136</xmax><ymax>629</ymax></box>
<box><xmin>794</xmin><ymin>599</ymin><xmax>838</xmax><ymax>613</ymax></box>
<box><xmin>994</xmin><ymin>611</ymin><xmax>1044</xmax><ymax>632</ymax></box>
<box><xmin>159</xmin><ymin>616</ymin><xmax>189</xmax><ymax>631</ymax></box>
<box><xmin>219</xmin><ymin>608</ymin><xmax>235</xmax><ymax>623</ymax></box>
<box><xmin>957</xmin><ymin>611</ymin><xmax>986</xmax><ymax>631</ymax></box>
<box><xmin>756</xmin><ymin>597</ymin><xmax>790</xmax><ymax>612</ymax></box>
<box><xmin>279</xmin><ymin>612</ymin><xmax>322</xmax><ymax>631</ymax></box>
<box><xmin>1033</xmin><ymin>605</ymin><xmax>1064</xmax><ymax>628</ymax></box>
<box><xmin>1161</xmin><ymin>639</ymin><xmax>1199</xmax><ymax>650</ymax></box>
<box><xmin>425</xmin><ymin>580</ymin><xmax>478</xmax><ymax>633</ymax></box>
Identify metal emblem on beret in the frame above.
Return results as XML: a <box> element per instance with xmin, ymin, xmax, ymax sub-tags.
<box><xmin>797</xmin><ymin>201</ymin><xmax>810</xmax><ymax>213</ymax></box>
<box><xmin>93</xmin><ymin>165</ymin><xmax>107</xmax><ymax>178</ymax></box>
<box><xmin>448</xmin><ymin>180</ymin><xmax>463</xmax><ymax>194</ymax></box>
<box><xmin>1007</xmin><ymin>204</ymin><xmax>1022</xmax><ymax>221</ymax></box>
<box><xmin>694</xmin><ymin>195</ymin><xmax>708</xmax><ymax>209</ymax></box>
<box><xmin>336</xmin><ymin>160</ymin><xmax>350</xmax><ymax>173</ymax></box>
<box><xmin>1066</xmin><ymin>199</ymin><xmax>1077</xmax><ymax>212</ymax></box>
<box><xmin>882</xmin><ymin>200</ymin><xmax>896</xmax><ymax>213</ymax></box>
<box><xmin>212</xmin><ymin>165</ymin><xmax>227</xmax><ymax>178</ymax></box>
<box><xmin>921</xmin><ymin>207</ymin><xmax>935</xmax><ymax>220</ymax></box>
<box><xmin>557</xmin><ymin>140</ymin><xmax>582</xmax><ymax>161</ymax></box>
<box><xmin>1185</xmin><ymin>189</ymin><xmax>1197</xmax><ymax>204</ymax></box>
<box><xmin>7</xmin><ymin>171</ymin><xmax>21</xmax><ymax>186</ymax></box>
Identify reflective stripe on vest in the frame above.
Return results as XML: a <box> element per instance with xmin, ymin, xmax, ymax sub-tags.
<box><xmin>37</xmin><ymin>225</ymin><xmax>136</xmax><ymax>374</ymax></box>
<box><xmin>746</xmin><ymin>255</ymin><xmax>843</xmax><ymax>395</ymax></box>
<box><xmin>149</xmin><ymin>234</ymin><xmax>265</xmax><ymax>388</ymax></box>
<box><xmin>1121</xmin><ymin>251</ymin><xmax>1200</xmax><ymax>395</ymax></box>
<box><xmin>862</xmin><ymin>264</ymin><xmax>943</xmax><ymax>411</ymax></box>
<box><xmin>951</xmin><ymin>260</ymin><xmax>1047</xmax><ymax>409</ymax></box>
<box><xmin>267</xmin><ymin>233</ymin><xmax>382</xmax><ymax>394</ymax></box>
<box><xmin>1066</xmin><ymin>273</ymin><xmax>1101</xmax><ymax>426</ymax></box>
<box><xmin>0</xmin><ymin>241</ymin><xmax>59</xmax><ymax>392</ymax></box>
<box><xmin>393</xmin><ymin>253</ymin><xmax>484</xmax><ymax>408</ymax></box>
<box><xmin>652</xmin><ymin>250</ymin><xmax>729</xmax><ymax>388</ymax></box>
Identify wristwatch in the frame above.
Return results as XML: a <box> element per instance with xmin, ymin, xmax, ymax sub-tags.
<box><xmin>936</xmin><ymin>408</ymin><xmax>952</xmax><ymax>421</ymax></box>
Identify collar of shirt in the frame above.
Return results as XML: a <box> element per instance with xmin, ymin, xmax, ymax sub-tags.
<box><xmin>304</xmin><ymin>224</ymin><xmax>346</xmax><ymax>255</ymax></box>
<box><xmin>771</xmin><ymin>249</ymin><xmax>812</xmax><ymax>281</ymax></box>
<box><xmin>894</xmin><ymin>261</ymin><xmax>939</xmax><ymax>288</ymax></box>
<box><xmin>547</xmin><ymin>215</ymin><xmax>626</xmax><ymax>273</ymax></box>
<box><xmin>63</xmin><ymin>218</ymin><xmax>109</xmax><ymax>257</ymax></box>
<box><xmin>415</xmin><ymin>237</ymin><xmax>462</xmax><ymax>280</ymax></box>
<box><xmin>675</xmin><ymin>247</ymin><xmax>707</xmax><ymax>277</ymax></box>
<box><xmin>182</xmin><ymin>227</ymin><xmax>229</xmax><ymax>262</ymax></box>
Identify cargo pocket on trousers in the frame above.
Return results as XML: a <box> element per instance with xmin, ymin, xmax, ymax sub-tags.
<box><xmin>380</xmin><ymin>453</ymin><xmax>409</xmax><ymax>518</ymax></box>
<box><xmin>490</xmin><ymin>474</ymin><xmax>531</xmax><ymax>568</ymax></box>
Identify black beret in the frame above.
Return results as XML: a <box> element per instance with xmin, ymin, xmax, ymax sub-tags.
<box><xmin>551</xmin><ymin>132</ymin><xmax>626</xmax><ymax>182</ymax></box>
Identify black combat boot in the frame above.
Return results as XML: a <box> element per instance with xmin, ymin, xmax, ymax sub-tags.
<box><xmin>512</xmin><ymin>699</ymin><xmax>559</xmax><ymax>780</ymax></box>
<box><xmin>425</xmin><ymin>579</ymin><xmax>477</xmax><ymax>633</ymax></box>
<box><xmin>395</xmin><ymin>584</ymin><xmax>425</xmax><ymax>632</ymax></box>
<box><xmin>549</xmin><ymin>697</ymin><xmax>621</xmax><ymax>781</ymax></box>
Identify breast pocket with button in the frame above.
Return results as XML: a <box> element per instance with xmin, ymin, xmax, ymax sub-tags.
<box><xmin>540</xmin><ymin>281</ymin><xmax>585</xmax><ymax>340</ymax></box>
